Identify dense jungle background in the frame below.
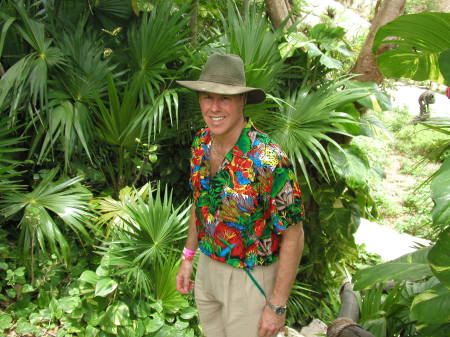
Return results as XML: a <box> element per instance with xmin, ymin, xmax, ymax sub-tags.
<box><xmin>0</xmin><ymin>0</ymin><xmax>449</xmax><ymax>336</ymax></box>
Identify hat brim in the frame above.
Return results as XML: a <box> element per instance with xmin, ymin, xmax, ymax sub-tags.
<box><xmin>176</xmin><ymin>80</ymin><xmax>266</xmax><ymax>104</ymax></box>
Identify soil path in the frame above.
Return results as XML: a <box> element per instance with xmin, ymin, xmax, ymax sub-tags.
<box><xmin>355</xmin><ymin>84</ymin><xmax>449</xmax><ymax>261</ymax></box>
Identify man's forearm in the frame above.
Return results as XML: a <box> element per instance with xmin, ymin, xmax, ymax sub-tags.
<box><xmin>269</xmin><ymin>224</ymin><xmax>304</xmax><ymax>306</ymax></box>
<box><xmin>185</xmin><ymin>205</ymin><xmax>199</xmax><ymax>251</ymax></box>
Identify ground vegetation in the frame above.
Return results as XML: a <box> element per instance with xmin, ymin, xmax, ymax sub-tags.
<box><xmin>0</xmin><ymin>1</ymin><xmax>448</xmax><ymax>336</ymax></box>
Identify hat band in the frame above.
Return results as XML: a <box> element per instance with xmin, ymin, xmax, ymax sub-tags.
<box><xmin>200</xmin><ymin>74</ymin><xmax>245</xmax><ymax>87</ymax></box>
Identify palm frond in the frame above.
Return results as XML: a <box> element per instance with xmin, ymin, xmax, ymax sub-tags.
<box><xmin>222</xmin><ymin>1</ymin><xmax>284</xmax><ymax>93</ymax></box>
<box><xmin>251</xmin><ymin>77</ymin><xmax>373</xmax><ymax>188</ymax></box>
<box><xmin>53</xmin><ymin>16</ymin><xmax>117</xmax><ymax>103</ymax></box>
<box><xmin>0</xmin><ymin>117</ymin><xmax>26</xmax><ymax>193</ymax></box>
<box><xmin>97</xmin><ymin>183</ymin><xmax>190</xmax><ymax>297</ymax></box>
<box><xmin>151</xmin><ymin>252</ymin><xmax>190</xmax><ymax>313</ymax></box>
<box><xmin>38</xmin><ymin>101</ymin><xmax>93</xmax><ymax>170</ymax></box>
<box><xmin>95</xmin><ymin>183</ymin><xmax>150</xmax><ymax>238</ymax></box>
<box><xmin>0</xmin><ymin>168</ymin><xmax>93</xmax><ymax>264</ymax></box>
<box><xmin>0</xmin><ymin>1</ymin><xmax>64</xmax><ymax>114</ymax></box>
<box><xmin>127</xmin><ymin>1</ymin><xmax>189</xmax><ymax>99</ymax></box>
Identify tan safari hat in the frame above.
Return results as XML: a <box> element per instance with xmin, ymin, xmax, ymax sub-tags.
<box><xmin>176</xmin><ymin>53</ymin><xmax>266</xmax><ymax>104</ymax></box>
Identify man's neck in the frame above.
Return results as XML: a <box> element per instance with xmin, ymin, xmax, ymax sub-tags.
<box><xmin>212</xmin><ymin>118</ymin><xmax>247</xmax><ymax>151</ymax></box>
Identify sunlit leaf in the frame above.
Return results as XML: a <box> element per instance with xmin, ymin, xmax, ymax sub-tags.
<box><xmin>428</xmin><ymin>228</ymin><xmax>450</xmax><ymax>288</ymax></box>
<box><xmin>411</xmin><ymin>283</ymin><xmax>450</xmax><ymax>324</ymax></box>
<box><xmin>354</xmin><ymin>247</ymin><xmax>432</xmax><ymax>290</ymax></box>
<box><xmin>430</xmin><ymin>157</ymin><xmax>450</xmax><ymax>226</ymax></box>
<box><xmin>95</xmin><ymin>278</ymin><xmax>118</xmax><ymax>297</ymax></box>
<box><xmin>374</xmin><ymin>12</ymin><xmax>450</xmax><ymax>83</ymax></box>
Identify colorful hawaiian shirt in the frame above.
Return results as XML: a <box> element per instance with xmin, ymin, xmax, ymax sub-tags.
<box><xmin>190</xmin><ymin>120</ymin><xmax>305</xmax><ymax>269</ymax></box>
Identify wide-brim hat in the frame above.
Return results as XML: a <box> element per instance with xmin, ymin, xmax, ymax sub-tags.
<box><xmin>176</xmin><ymin>53</ymin><xmax>266</xmax><ymax>104</ymax></box>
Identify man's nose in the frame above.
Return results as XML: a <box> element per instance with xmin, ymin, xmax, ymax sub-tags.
<box><xmin>211</xmin><ymin>98</ymin><xmax>221</xmax><ymax>112</ymax></box>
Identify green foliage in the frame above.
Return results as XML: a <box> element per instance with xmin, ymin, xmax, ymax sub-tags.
<box><xmin>0</xmin><ymin>0</ymin><xmax>405</xmax><ymax>334</ymax></box>
<box><xmin>223</xmin><ymin>1</ymin><xmax>284</xmax><ymax>93</ymax></box>
<box><xmin>373</xmin><ymin>12</ymin><xmax>450</xmax><ymax>83</ymax></box>
<box><xmin>354</xmin><ymin>248</ymin><xmax>432</xmax><ymax>291</ymax></box>
<box><xmin>251</xmin><ymin>77</ymin><xmax>372</xmax><ymax>187</ymax></box>
<box><xmin>98</xmin><ymin>184</ymin><xmax>189</xmax><ymax>298</ymax></box>
<box><xmin>0</xmin><ymin>168</ymin><xmax>93</xmax><ymax>266</ymax></box>
<box><xmin>430</xmin><ymin>151</ymin><xmax>450</xmax><ymax>227</ymax></box>
<box><xmin>0</xmin><ymin>117</ymin><xmax>26</xmax><ymax>194</ymax></box>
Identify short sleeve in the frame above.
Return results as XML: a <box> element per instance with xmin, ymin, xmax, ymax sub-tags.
<box><xmin>270</xmin><ymin>156</ymin><xmax>305</xmax><ymax>233</ymax></box>
<box><xmin>189</xmin><ymin>131</ymin><xmax>205</xmax><ymax>200</ymax></box>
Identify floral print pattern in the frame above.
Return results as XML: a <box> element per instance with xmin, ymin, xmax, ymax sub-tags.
<box><xmin>190</xmin><ymin>120</ymin><xmax>305</xmax><ymax>269</ymax></box>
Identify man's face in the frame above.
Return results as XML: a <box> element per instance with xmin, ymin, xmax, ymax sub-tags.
<box><xmin>198</xmin><ymin>92</ymin><xmax>246</xmax><ymax>138</ymax></box>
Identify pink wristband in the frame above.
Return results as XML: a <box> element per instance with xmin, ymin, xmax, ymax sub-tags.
<box><xmin>183</xmin><ymin>247</ymin><xmax>196</xmax><ymax>257</ymax></box>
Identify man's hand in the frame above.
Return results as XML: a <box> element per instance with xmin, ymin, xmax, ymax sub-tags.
<box><xmin>176</xmin><ymin>260</ymin><xmax>194</xmax><ymax>294</ymax></box>
<box><xmin>257</xmin><ymin>305</ymin><xmax>285</xmax><ymax>337</ymax></box>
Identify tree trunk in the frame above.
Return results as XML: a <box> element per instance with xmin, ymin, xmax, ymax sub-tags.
<box><xmin>264</xmin><ymin>0</ymin><xmax>294</xmax><ymax>29</ymax></box>
<box><xmin>350</xmin><ymin>0</ymin><xmax>406</xmax><ymax>83</ymax></box>
<box><xmin>190</xmin><ymin>0</ymin><xmax>199</xmax><ymax>45</ymax></box>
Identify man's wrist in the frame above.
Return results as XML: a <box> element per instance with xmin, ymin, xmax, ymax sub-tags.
<box><xmin>181</xmin><ymin>247</ymin><xmax>197</xmax><ymax>262</ymax></box>
<box><xmin>266</xmin><ymin>298</ymin><xmax>287</xmax><ymax>316</ymax></box>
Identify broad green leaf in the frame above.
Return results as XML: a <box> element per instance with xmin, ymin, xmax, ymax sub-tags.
<box><xmin>329</xmin><ymin>144</ymin><xmax>370</xmax><ymax>190</ymax></box>
<box><xmin>354</xmin><ymin>247</ymin><xmax>432</xmax><ymax>290</ymax></box>
<box><xmin>132</xmin><ymin>319</ymin><xmax>146</xmax><ymax>337</ymax></box>
<box><xmin>103</xmin><ymin>302</ymin><xmax>130</xmax><ymax>326</ymax></box>
<box><xmin>79</xmin><ymin>270</ymin><xmax>99</xmax><ymax>285</ymax></box>
<box><xmin>347</xmin><ymin>81</ymin><xmax>392</xmax><ymax>112</ymax></box>
<box><xmin>411</xmin><ymin>283</ymin><xmax>450</xmax><ymax>324</ymax></box>
<box><xmin>430</xmin><ymin>157</ymin><xmax>450</xmax><ymax>225</ymax></box>
<box><xmin>58</xmin><ymin>296</ymin><xmax>81</xmax><ymax>313</ymax></box>
<box><xmin>95</xmin><ymin>278</ymin><xmax>118</xmax><ymax>297</ymax></box>
<box><xmin>428</xmin><ymin>228</ymin><xmax>450</xmax><ymax>288</ymax></box>
<box><xmin>373</xmin><ymin>12</ymin><xmax>450</xmax><ymax>83</ymax></box>
<box><xmin>179</xmin><ymin>306</ymin><xmax>197</xmax><ymax>320</ymax></box>
<box><xmin>416</xmin><ymin>322</ymin><xmax>450</xmax><ymax>337</ymax></box>
<box><xmin>49</xmin><ymin>297</ymin><xmax>63</xmax><ymax>319</ymax></box>
<box><xmin>85</xmin><ymin>325</ymin><xmax>100</xmax><ymax>336</ymax></box>
<box><xmin>0</xmin><ymin>313</ymin><xmax>12</xmax><ymax>330</ymax></box>
<box><xmin>21</xmin><ymin>284</ymin><xmax>34</xmax><ymax>293</ymax></box>
<box><xmin>173</xmin><ymin>319</ymin><xmax>189</xmax><ymax>330</ymax></box>
<box><xmin>15</xmin><ymin>318</ymin><xmax>37</xmax><ymax>335</ymax></box>
<box><xmin>361</xmin><ymin>317</ymin><xmax>386</xmax><ymax>337</ymax></box>
<box><xmin>144</xmin><ymin>316</ymin><xmax>164</xmax><ymax>333</ymax></box>
<box><xmin>134</xmin><ymin>301</ymin><xmax>153</xmax><ymax>318</ymax></box>
<box><xmin>319</xmin><ymin>54</ymin><xmax>342</xmax><ymax>70</ymax></box>
<box><xmin>118</xmin><ymin>325</ymin><xmax>137</xmax><ymax>337</ymax></box>
<box><xmin>439</xmin><ymin>49</ymin><xmax>450</xmax><ymax>85</ymax></box>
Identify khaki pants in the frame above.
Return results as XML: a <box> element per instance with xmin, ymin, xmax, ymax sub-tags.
<box><xmin>195</xmin><ymin>253</ymin><xmax>278</xmax><ymax>337</ymax></box>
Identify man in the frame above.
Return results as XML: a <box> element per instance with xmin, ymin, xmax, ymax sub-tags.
<box><xmin>176</xmin><ymin>53</ymin><xmax>305</xmax><ymax>337</ymax></box>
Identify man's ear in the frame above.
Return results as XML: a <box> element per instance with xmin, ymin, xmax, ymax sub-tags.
<box><xmin>242</xmin><ymin>93</ymin><xmax>248</xmax><ymax>105</ymax></box>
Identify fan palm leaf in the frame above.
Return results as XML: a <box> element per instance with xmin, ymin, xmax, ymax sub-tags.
<box><xmin>250</xmin><ymin>77</ymin><xmax>373</xmax><ymax>188</ymax></box>
<box><xmin>0</xmin><ymin>168</ymin><xmax>93</xmax><ymax>264</ymax></box>
<box><xmin>127</xmin><ymin>0</ymin><xmax>188</xmax><ymax>100</ymax></box>
<box><xmin>95</xmin><ymin>183</ymin><xmax>150</xmax><ymax>238</ymax></box>
<box><xmin>151</xmin><ymin>252</ymin><xmax>190</xmax><ymax>313</ymax></box>
<box><xmin>38</xmin><ymin>101</ymin><xmax>93</xmax><ymax>169</ymax></box>
<box><xmin>0</xmin><ymin>1</ymin><xmax>64</xmax><ymax>114</ymax></box>
<box><xmin>98</xmin><ymin>183</ymin><xmax>190</xmax><ymax>297</ymax></box>
<box><xmin>222</xmin><ymin>1</ymin><xmax>284</xmax><ymax>94</ymax></box>
<box><xmin>0</xmin><ymin>117</ymin><xmax>26</xmax><ymax>194</ymax></box>
<box><xmin>53</xmin><ymin>16</ymin><xmax>117</xmax><ymax>103</ymax></box>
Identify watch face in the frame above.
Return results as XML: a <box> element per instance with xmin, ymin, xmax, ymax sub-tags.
<box><xmin>275</xmin><ymin>307</ymin><xmax>286</xmax><ymax>315</ymax></box>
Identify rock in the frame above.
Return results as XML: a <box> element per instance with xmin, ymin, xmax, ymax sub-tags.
<box><xmin>277</xmin><ymin>326</ymin><xmax>305</xmax><ymax>337</ymax></box>
<box><xmin>300</xmin><ymin>319</ymin><xmax>328</xmax><ymax>337</ymax></box>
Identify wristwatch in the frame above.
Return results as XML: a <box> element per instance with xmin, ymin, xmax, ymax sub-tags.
<box><xmin>266</xmin><ymin>300</ymin><xmax>287</xmax><ymax>315</ymax></box>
